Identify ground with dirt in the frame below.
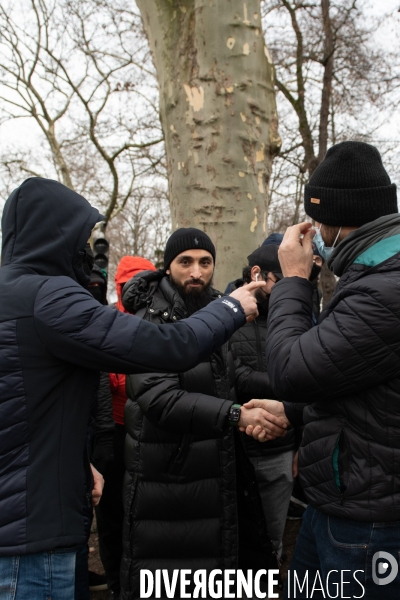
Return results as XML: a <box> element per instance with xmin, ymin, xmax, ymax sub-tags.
<box><xmin>88</xmin><ymin>517</ymin><xmax>301</xmax><ymax>599</ymax></box>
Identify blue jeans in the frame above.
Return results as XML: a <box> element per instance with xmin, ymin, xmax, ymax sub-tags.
<box><xmin>0</xmin><ymin>549</ymin><xmax>76</xmax><ymax>600</ymax></box>
<box><xmin>285</xmin><ymin>505</ymin><xmax>400</xmax><ymax>599</ymax></box>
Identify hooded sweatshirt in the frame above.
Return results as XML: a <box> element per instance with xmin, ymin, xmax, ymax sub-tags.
<box><xmin>111</xmin><ymin>256</ymin><xmax>157</xmax><ymax>424</ymax></box>
<box><xmin>0</xmin><ymin>177</ymin><xmax>246</xmax><ymax>556</ymax></box>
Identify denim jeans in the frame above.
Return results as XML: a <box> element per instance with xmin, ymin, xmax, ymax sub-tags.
<box><xmin>285</xmin><ymin>505</ymin><xmax>400</xmax><ymax>599</ymax></box>
<box><xmin>0</xmin><ymin>549</ymin><xmax>76</xmax><ymax>600</ymax></box>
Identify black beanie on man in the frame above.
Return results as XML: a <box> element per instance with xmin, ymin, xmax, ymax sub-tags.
<box><xmin>247</xmin><ymin>245</ymin><xmax>283</xmax><ymax>279</ymax></box>
<box><xmin>164</xmin><ymin>227</ymin><xmax>216</xmax><ymax>270</ymax></box>
<box><xmin>304</xmin><ymin>141</ymin><xmax>398</xmax><ymax>226</ymax></box>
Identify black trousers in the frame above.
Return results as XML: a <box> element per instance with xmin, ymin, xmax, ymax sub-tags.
<box><xmin>95</xmin><ymin>424</ymin><xmax>126</xmax><ymax>595</ymax></box>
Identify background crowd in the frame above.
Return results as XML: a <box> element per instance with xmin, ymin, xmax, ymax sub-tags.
<box><xmin>86</xmin><ymin>227</ymin><xmax>317</xmax><ymax>600</ymax></box>
<box><xmin>2</xmin><ymin>140</ymin><xmax>400</xmax><ymax>600</ymax></box>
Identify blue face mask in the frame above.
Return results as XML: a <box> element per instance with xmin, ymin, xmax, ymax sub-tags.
<box><xmin>313</xmin><ymin>226</ymin><xmax>342</xmax><ymax>261</ymax></box>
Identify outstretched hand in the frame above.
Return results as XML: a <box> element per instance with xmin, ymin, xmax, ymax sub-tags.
<box><xmin>240</xmin><ymin>399</ymin><xmax>290</xmax><ymax>442</ymax></box>
<box><xmin>278</xmin><ymin>222</ymin><xmax>315</xmax><ymax>279</ymax></box>
<box><xmin>229</xmin><ymin>281</ymin><xmax>268</xmax><ymax>322</ymax></box>
<box><xmin>237</xmin><ymin>401</ymin><xmax>288</xmax><ymax>442</ymax></box>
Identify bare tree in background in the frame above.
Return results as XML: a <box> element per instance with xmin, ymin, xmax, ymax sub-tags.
<box><xmin>263</xmin><ymin>0</ymin><xmax>400</xmax><ymax>305</ymax></box>
<box><xmin>0</xmin><ymin>0</ymin><xmax>165</xmax><ymax>228</ymax></box>
<box><xmin>108</xmin><ymin>187</ymin><xmax>170</xmax><ymax>266</ymax></box>
<box><xmin>104</xmin><ymin>186</ymin><xmax>170</xmax><ymax>297</ymax></box>
<box><xmin>135</xmin><ymin>0</ymin><xmax>281</xmax><ymax>289</ymax></box>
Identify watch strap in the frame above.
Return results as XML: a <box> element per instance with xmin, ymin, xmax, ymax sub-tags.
<box><xmin>228</xmin><ymin>403</ymin><xmax>242</xmax><ymax>427</ymax></box>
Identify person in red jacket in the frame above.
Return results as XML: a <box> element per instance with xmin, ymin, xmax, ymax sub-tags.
<box><xmin>92</xmin><ymin>256</ymin><xmax>156</xmax><ymax>600</ymax></box>
<box><xmin>110</xmin><ymin>256</ymin><xmax>157</xmax><ymax>426</ymax></box>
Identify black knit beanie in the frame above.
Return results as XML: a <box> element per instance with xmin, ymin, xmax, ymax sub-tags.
<box><xmin>304</xmin><ymin>141</ymin><xmax>398</xmax><ymax>226</ymax></box>
<box><xmin>247</xmin><ymin>245</ymin><xmax>283</xmax><ymax>278</ymax></box>
<box><xmin>164</xmin><ymin>227</ymin><xmax>216</xmax><ymax>270</ymax></box>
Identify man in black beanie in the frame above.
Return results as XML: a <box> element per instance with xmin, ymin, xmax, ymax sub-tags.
<box><xmin>244</xmin><ymin>141</ymin><xmax>400</xmax><ymax>598</ymax></box>
<box><xmin>119</xmin><ymin>228</ymin><xmax>287</xmax><ymax>598</ymax></box>
<box><xmin>229</xmin><ymin>244</ymin><xmax>304</xmax><ymax>563</ymax></box>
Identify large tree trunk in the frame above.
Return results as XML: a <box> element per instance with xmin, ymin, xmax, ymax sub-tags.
<box><xmin>137</xmin><ymin>0</ymin><xmax>280</xmax><ymax>289</ymax></box>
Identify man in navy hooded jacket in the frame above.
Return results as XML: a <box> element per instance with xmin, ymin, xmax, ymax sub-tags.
<box><xmin>0</xmin><ymin>177</ymin><xmax>274</xmax><ymax>599</ymax></box>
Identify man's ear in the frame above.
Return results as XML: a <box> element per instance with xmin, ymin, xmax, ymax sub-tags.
<box><xmin>250</xmin><ymin>266</ymin><xmax>261</xmax><ymax>281</ymax></box>
<box><xmin>313</xmin><ymin>256</ymin><xmax>323</xmax><ymax>267</ymax></box>
<box><xmin>166</xmin><ymin>269</ymin><xmax>170</xmax><ymax>275</ymax></box>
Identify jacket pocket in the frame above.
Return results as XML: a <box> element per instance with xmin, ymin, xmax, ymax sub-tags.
<box><xmin>332</xmin><ymin>429</ymin><xmax>350</xmax><ymax>495</ymax></box>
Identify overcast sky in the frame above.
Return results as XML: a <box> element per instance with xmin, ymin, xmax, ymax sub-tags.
<box><xmin>1</xmin><ymin>0</ymin><xmax>399</xmax><ymax>187</ymax></box>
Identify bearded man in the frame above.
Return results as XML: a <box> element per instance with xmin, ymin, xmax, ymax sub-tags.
<box><xmin>119</xmin><ymin>228</ymin><xmax>286</xmax><ymax>600</ymax></box>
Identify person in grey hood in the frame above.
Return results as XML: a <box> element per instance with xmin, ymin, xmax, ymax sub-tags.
<box><xmin>245</xmin><ymin>142</ymin><xmax>400</xmax><ymax>599</ymax></box>
<box><xmin>0</xmin><ymin>177</ymin><xmax>265</xmax><ymax>599</ymax></box>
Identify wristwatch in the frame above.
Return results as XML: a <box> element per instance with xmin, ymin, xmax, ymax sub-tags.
<box><xmin>228</xmin><ymin>403</ymin><xmax>242</xmax><ymax>427</ymax></box>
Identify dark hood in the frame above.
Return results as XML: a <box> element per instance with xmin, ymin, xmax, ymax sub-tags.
<box><xmin>1</xmin><ymin>178</ymin><xmax>103</xmax><ymax>284</ymax></box>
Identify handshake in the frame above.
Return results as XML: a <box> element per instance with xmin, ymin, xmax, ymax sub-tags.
<box><xmin>237</xmin><ymin>399</ymin><xmax>290</xmax><ymax>442</ymax></box>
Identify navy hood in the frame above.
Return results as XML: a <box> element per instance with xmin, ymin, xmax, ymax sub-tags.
<box><xmin>1</xmin><ymin>178</ymin><xmax>103</xmax><ymax>283</ymax></box>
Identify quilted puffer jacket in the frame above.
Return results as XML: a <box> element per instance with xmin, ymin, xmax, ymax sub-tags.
<box><xmin>266</xmin><ymin>242</ymin><xmax>400</xmax><ymax>521</ymax></box>
<box><xmin>0</xmin><ymin>177</ymin><xmax>246</xmax><ymax>556</ymax></box>
<box><xmin>230</xmin><ymin>311</ymin><xmax>300</xmax><ymax>457</ymax></box>
<box><xmin>120</xmin><ymin>271</ymin><xmax>276</xmax><ymax>600</ymax></box>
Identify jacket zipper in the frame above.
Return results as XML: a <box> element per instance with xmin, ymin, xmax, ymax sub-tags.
<box><xmin>333</xmin><ymin>428</ymin><xmax>346</xmax><ymax>506</ymax></box>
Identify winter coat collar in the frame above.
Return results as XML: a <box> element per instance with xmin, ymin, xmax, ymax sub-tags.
<box><xmin>122</xmin><ymin>269</ymin><xmax>222</xmax><ymax>320</ymax></box>
<box><xmin>328</xmin><ymin>213</ymin><xmax>400</xmax><ymax>277</ymax></box>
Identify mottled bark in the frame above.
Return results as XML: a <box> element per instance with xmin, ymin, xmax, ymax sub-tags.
<box><xmin>136</xmin><ymin>0</ymin><xmax>280</xmax><ymax>289</ymax></box>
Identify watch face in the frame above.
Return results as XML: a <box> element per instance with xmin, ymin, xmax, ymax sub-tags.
<box><xmin>231</xmin><ymin>408</ymin><xmax>240</xmax><ymax>421</ymax></box>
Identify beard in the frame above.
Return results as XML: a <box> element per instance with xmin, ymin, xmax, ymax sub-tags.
<box><xmin>255</xmin><ymin>288</ymin><xmax>270</xmax><ymax>314</ymax></box>
<box><xmin>169</xmin><ymin>276</ymin><xmax>215</xmax><ymax>315</ymax></box>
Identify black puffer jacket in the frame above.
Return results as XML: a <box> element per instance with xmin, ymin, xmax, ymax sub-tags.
<box><xmin>266</xmin><ymin>252</ymin><xmax>400</xmax><ymax>521</ymax></box>
<box><xmin>0</xmin><ymin>178</ymin><xmax>246</xmax><ymax>557</ymax></box>
<box><xmin>230</xmin><ymin>313</ymin><xmax>299</xmax><ymax>456</ymax></box>
<box><xmin>120</xmin><ymin>271</ymin><xmax>276</xmax><ymax>600</ymax></box>
<box><xmin>229</xmin><ymin>278</ymin><xmax>304</xmax><ymax>456</ymax></box>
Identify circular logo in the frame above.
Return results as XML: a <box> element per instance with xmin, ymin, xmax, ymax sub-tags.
<box><xmin>372</xmin><ymin>552</ymin><xmax>399</xmax><ymax>586</ymax></box>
